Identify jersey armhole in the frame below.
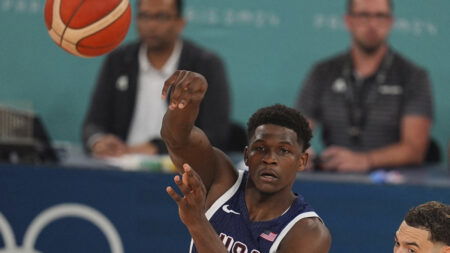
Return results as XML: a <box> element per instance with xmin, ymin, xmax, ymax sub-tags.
<box><xmin>205</xmin><ymin>170</ymin><xmax>244</xmax><ymax>219</ymax></box>
<box><xmin>269</xmin><ymin>211</ymin><xmax>320</xmax><ymax>253</ymax></box>
<box><xmin>189</xmin><ymin>170</ymin><xmax>245</xmax><ymax>253</ymax></box>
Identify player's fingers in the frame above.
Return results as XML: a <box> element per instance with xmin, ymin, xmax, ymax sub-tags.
<box><xmin>183</xmin><ymin>164</ymin><xmax>203</xmax><ymax>191</ymax></box>
<box><xmin>166</xmin><ymin>186</ymin><xmax>182</xmax><ymax>203</ymax></box>
<box><xmin>175</xmin><ymin>173</ymin><xmax>193</xmax><ymax>196</ymax></box>
<box><xmin>175</xmin><ymin>75</ymin><xmax>207</xmax><ymax>109</ymax></box>
<box><xmin>170</xmin><ymin>72</ymin><xmax>208</xmax><ymax>110</ymax></box>
<box><xmin>176</xmin><ymin>80</ymin><xmax>194</xmax><ymax>109</ymax></box>
<box><xmin>162</xmin><ymin>71</ymin><xmax>181</xmax><ymax>99</ymax></box>
<box><xmin>187</xmin><ymin>76</ymin><xmax>208</xmax><ymax>108</ymax></box>
<box><xmin>176</xmin><ymin>76</ymin><xmax>206</xmax><ymax>109</ymax></box>
<box><xmin>169</xmin><ymin>71</ymin><xmax>190</xmax><ymax>110</ymax></box>
<box><xmin>182</xmin><ymin>164</ymin><xmax>194</xmax><ymax>187</ymax></box>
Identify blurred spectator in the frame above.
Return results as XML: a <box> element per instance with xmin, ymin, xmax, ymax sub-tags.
<box><xmin>82</xmin><ymin>0</ymin><xmax>231</xmax><ymax>158</ymax></box>
<box><xmin>296</xmin><ymin>0</ymin><xmax>433</xmax><ymax>172</ymax></box>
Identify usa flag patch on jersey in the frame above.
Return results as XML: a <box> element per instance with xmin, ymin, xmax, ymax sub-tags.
<box><xmin>260</xmin><ymin>231</ymin><xmax>277</xmax><ymax>242</ymax></box>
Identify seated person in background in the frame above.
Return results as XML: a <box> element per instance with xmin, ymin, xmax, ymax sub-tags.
<box><xmin>162</xmin><ymin>71</ymin><xmax>331</xmax><ymax>253</ymax></box>
<box><xmin>394</xmin><ymin>201</ymin><xmax>449</xmax><ymax>253</ymax></box>
<box><xmin>82</xmin><ymin>0</ymin><xmax>230</xmax><ymax>158</ymax></box>
<box><xmin>296</xmin><ymin>0</ymin><xmax>433</xmax><ymax>172</ymax></box>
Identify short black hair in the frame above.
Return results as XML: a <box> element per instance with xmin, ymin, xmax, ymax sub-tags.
<box><xmin>404</xmin><ymin>201</ymin><xmax>450</xmax><ymax>246</ymax></box>
<box><xmin>137</xmin><ymin>0</ymin><xmax>183</xmax><ymax>17</ymax></box>
<box><xmin>246</xmin><ymin>104</ymin><xmax>312</xmax><ymax>151</ymax></box>
<box><xmin>346</xmin><ymin>0</ymin><xmax>394</xmax><ymax>14</ymax></box>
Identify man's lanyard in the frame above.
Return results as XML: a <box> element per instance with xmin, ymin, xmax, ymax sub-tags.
<box><xmin>341</xmin><ymin>50</ymin><xmax>394</xmax><ymax>145</ymax></box>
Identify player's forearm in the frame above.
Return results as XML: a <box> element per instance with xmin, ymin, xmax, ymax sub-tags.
<box><xmin>188</xmin><ymin>218</ymin><xmax>228</xmax><ymax>253</ymax></box>
<box><xmin>161</xmin><ymin>100</ymin><xmax>202</xmax><ymax>148</ymax></box>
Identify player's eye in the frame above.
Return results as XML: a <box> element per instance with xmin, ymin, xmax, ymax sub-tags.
<box><xmin>393</xmin><ymin>239</ymin><xmax>399</xmax><ymax>247</ymax></box>
<box><xmin>279</xmin><ymin>147</ymin><xmax>291</xmax><ymax>154</ymax></box>
<box><xmin>254</xmin><ymin>146</ymin><xmax>265</xmax><ymax>152</ymax></box>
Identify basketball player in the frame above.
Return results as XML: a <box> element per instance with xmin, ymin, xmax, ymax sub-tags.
<box><xmin>394</xmin><ymin>201</ymin><xmax>450</xmax><ymax>253</ymax></box>
<box><xmin>162</xmin><ymin>70</ymin><xmax>331</xmax><ymax>253</ymax></box>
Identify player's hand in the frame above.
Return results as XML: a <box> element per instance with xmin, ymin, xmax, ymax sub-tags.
<box><xmin>166</xmin><ymin>163</ymin><xmax>207</xmax><ymax>227</ymax></box>
<box><xmin>161</xmin><ymin>70</ymin><xmax>208</xmax><ymax>110</ymax></box>
<box><xmin>92</xmin><ymin>134</ymin><xmax>127</xmax><ymax>158</ymax></box>
<box><xmin>321</xmin><ymin>146</ymin><xmax>371</xmax><ymax>172</ymax></box>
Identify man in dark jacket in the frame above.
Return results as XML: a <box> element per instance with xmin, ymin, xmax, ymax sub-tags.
<box><xmin>82</xmin><ymin>0</ymin><xmax>230</xmax><ymax>157</ymax></box>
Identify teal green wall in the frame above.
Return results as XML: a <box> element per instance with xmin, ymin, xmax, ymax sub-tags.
<box><xmin>1</xmin><ymin>0</ymin><xmax>448</xmax><ymax>164</ymax></box>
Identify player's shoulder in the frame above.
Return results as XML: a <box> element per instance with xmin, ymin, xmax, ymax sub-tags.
<box><xmin>212</xmin><ymin>147</ymin><xmax>240</xmax><ymax>186</ymax></box>
<box><xmin>279</xmin><ymin>217</ymin><xmax>331</xmax><ymax>253</ymax></box>
<box><xmin>205</xmin><ymin>148</ymin><xmax>240</xmax><ymax>208</ymax></box>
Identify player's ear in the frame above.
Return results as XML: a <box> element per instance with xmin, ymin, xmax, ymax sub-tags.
<box><xmin>244</xmin><ymin>146</ymin><xmax>249</xmax><ymax>165</ymax></box>
<box><xmin>297</xmin><ymin>152</ymin><xmax>309</xmax><ymax>172</ymax></box>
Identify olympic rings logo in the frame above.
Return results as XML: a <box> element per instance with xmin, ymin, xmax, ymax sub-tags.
<box><xmin>0</xmin><ymin>203</ymin><xmax>124</xmax><ymax>253</ymax></box>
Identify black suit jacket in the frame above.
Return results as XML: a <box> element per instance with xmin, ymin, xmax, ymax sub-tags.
<box><xmin>82</xmin><ymin>39</ymin><xmax>231</xmax><ymax>152</ymax></box>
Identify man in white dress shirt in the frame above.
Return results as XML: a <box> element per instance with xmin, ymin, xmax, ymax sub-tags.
<box><xmin>82</xmin><ymin>0</ymin><xmax>231</xmax><ymax>157</ymax></box>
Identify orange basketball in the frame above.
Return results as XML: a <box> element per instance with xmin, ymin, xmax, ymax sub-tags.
<box><xmin>44</xmin><ymin>0</ymin><xmax>132</xmax><ymax>57</ymax></box>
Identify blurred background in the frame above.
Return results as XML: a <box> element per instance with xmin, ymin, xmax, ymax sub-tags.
<box><xmin>1</xmin><ymin>1</ymin><xmax>449</xmax><ymax>252</ymax></box>
<box><xmin>1</xmin><ymin>0</ymin><xmax>448</xmax><ymax>165</ymax></box>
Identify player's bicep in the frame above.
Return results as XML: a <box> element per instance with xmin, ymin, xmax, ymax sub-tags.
<box><xmin>166</xmin><ymin>127</ymin><xmax>221</xmax><ymax>190</ymax></box>
<box><xmin>278</xmin><ymin>218</ymin><xmax>331</xmax><ymax>253</ymax></box>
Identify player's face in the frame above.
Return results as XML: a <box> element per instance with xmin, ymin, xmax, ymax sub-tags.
<box><xmin>137</xmin><ymin>0</ymin><xmax>185</xmax><ymax>51</ymax></box>
<box><xmin>345</xmin><ymin>0</ymin><xmax>393</xmax><ymax>54</ymax></box>
<box><xmin>244</xmin><ymin>124</ymin><xmax>308</xmax><ymax>194</ymax></box>
<box><xmin>393</xmin><ymin>221</ymin><xmax>448</xmax><ymax>253</ymax></box>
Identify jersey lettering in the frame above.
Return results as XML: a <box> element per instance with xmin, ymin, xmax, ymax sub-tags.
<box><xmin>232</xmin><ymin>241</ymin><xmax>247</xmax><ymax>253</ymax></box>
<box><xmin>218</xmin><ymin>233</ymin><xmax>262</xmax><ymax>253</ymax></box>
<box><xmin>219</xmin><ymin>233</ymin><xmax>235</xmax><ymax>251</ymax></box>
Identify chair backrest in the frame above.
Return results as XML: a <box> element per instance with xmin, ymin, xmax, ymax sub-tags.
<box><xmin>225</xmin><ymin>122</ymin><xmax>247</xmax><ymax>153</ymax></box>
<box><xmin>0</xmin><ymin>107</ymin><xmax>58</xmax><ymax>164</ymax></box>
<box><xmin>424</xmin><ymin>138</ymin><xmax>441</xmax><ymax>164</ymax></box>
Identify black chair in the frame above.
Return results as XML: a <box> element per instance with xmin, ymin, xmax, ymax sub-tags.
<box><xmin>424</xmin><ymin>138</ymin><xmax>441</xmax><ymax>164</ymax></box>
<box><xmin>225</xmin><ymin>122</ymin><xmax>247</xmax><ymax>153</ymax></box>
<box><xmin>0</xmin><ymin>114</ymin><xmax>58</xmax><ymax>164</ymax></box>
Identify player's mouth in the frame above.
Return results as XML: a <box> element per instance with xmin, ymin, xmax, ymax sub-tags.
<box><xmin>259</xmin><ymin>169</ymin><xmax>278</xmax><ymax>183</ymax></box>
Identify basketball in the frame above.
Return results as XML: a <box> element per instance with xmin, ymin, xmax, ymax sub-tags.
<box><xmin>44</xmin><ymin>0</ymin><xmax>132</xmax><ymax>57</ymax></box>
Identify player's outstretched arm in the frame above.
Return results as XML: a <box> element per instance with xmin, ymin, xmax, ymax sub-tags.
<box><xmin>161</xmin><ymin>70</ymin><xmax>235</xmax><ymax>192</ymax></box>
<box><xmin>166</xmin><ymin>164</ymin><xmax>228</xmax><ymax>253</ymax></box>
